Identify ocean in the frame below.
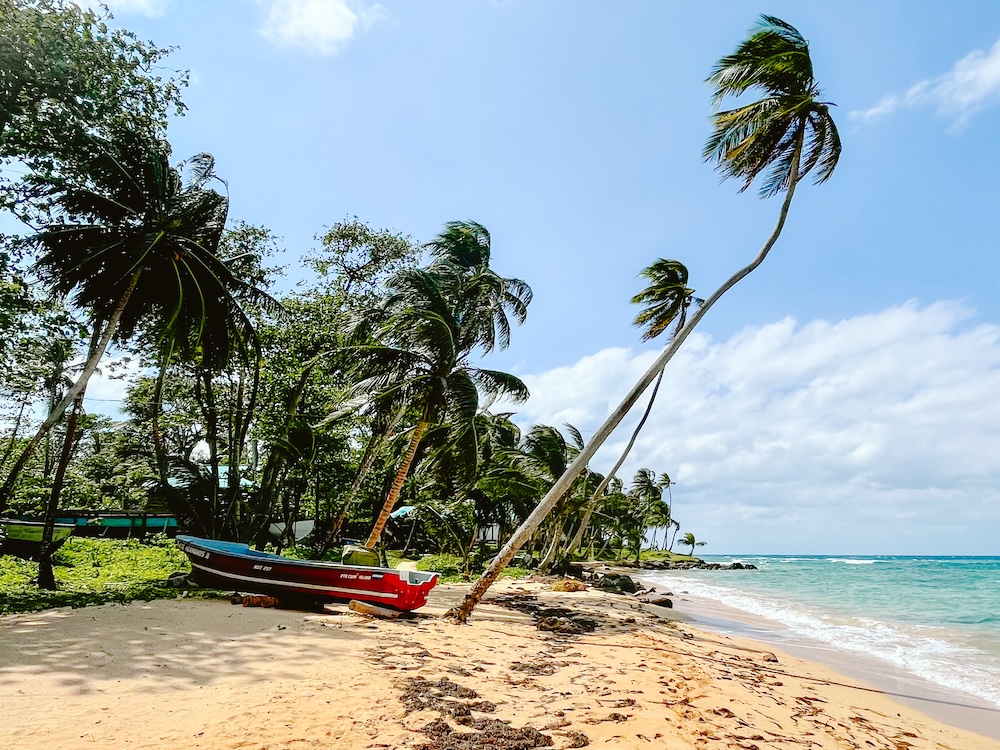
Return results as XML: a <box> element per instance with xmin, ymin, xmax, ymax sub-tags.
<box><xmin>642</xmin><ymin>555</ymin><xmax>1000</xmax><ymax>736</ymax></box>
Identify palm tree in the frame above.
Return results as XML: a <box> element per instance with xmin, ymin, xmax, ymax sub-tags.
<box><xmin>0</xmin><ymin>127</ymin><xmax>276</xmax><ymax>509</ymax></box>
<box><xmin>575</xmin><ymin>260</ymin><xmax>698</xmax><ymax>535</ymax></box>
<box><xmin>447</xmin><ymin>15</ymin><xmax>840</xmax><ymax>622</ymax></box>
<box><xmin>351</xmin><ymin>222</ymin><xmax>531</xmax><ymax>549</ymax></box>
<box><xmin>679</xmin><ymin>531</ymin><xmax>707</xmax><ymax>557</ymax></box>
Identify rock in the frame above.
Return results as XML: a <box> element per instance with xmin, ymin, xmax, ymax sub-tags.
<box><xmin>616</xmin><ymin>575</ymin><xmax>638</xmax><ymax>593</ymax></box>
<box><xmin>596</xmin><ymin>576</ymin><xmax>622</xmax><ymax>593</ymax></box>
<box><xmin>644</xmin><ymin>596</ymin><xmax>673</xmax><ymax>608</ymax></box>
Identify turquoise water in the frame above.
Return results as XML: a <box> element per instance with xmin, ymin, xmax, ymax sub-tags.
<box><xmin>644</xmin><ymin>556</ymin><xmax>1000</xmax><ymax>710</ymax></box>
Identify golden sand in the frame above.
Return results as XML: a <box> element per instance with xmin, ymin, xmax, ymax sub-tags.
<box><xmin>1</xmin><ymin>579</ymin><xmax>997</xmax><ymax>749</ymax></box>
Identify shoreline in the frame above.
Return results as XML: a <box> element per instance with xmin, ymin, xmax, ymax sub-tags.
<box><xmin>2</xmin><ymin>578</ymin><xmax>999</xmax><ymax>749</ymax></box>
<box><xmin>652</xmin><ymin>583</ymin><xmax>1000</xmax><ymax>741</ymax></box>
<box><xmin>630</xmin><ymin>569</ymin><xmax>1000</xmax><ymax>742</ymax></box>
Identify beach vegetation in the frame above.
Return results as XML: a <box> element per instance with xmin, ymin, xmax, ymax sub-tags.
<box><xmin>0</xmin><ymin>536</ymin><xmax>211</xmax><ymax>615</ymax></box>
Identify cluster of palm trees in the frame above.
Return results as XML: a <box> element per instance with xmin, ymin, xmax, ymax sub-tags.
<box><xmin>1</xmin><ymin>15</ymin><xmax>839</xmax><ymax>612</ymax></box>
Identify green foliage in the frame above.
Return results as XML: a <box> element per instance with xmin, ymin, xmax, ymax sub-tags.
<box><xmin>413</xmin><ymin>551</ymin><xmax>529</xmax><ymax>583</ymax></box>
<box><xmin>1</xmin><ymin>0</ymin><xmax>188</xmax><ymax>219</ymax></box>
<box><xmin>416</xmin><ymin>552</ymin><xmax>464</xmax><ymax>578</ymax></box>
<box><xmin>0</xmin><ymin>535</ymin><xmax>208</xmax><ymax>614</ymax></box>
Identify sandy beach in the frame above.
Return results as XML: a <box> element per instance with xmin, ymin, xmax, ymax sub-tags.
<box><xmin>2</xmin><ymin>578</ymin><xmax>998</xmax><ymax>750</ymax></box>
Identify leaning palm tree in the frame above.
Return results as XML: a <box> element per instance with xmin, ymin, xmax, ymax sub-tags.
<box><xmin>447</xmin><ymin>15</ymin><xmax>840</xmax><ymax>622</ymax></box>
<box><xmin>0</xmin><ymin>127</ymin><xmax>276</xmax><ymax>509</ymax></box>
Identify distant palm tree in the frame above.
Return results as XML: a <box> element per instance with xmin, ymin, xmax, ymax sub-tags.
<box><xmin>448</xmin><ymin>15</ymin><xmax>841</xmax><ymax>622</ymax></box>
<box><xmin>679</xmin><ymin>531</ymin><xmax>707</xmax><ymax>557</ymax></box>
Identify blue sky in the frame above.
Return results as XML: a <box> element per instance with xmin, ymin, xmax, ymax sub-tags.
<box><xmin>63</xmin><ymin>1</ymin><xmax>1000</xmax><ymax>553</ymax></box>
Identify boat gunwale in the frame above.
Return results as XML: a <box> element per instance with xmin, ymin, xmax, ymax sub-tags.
<box><xmin>175</xmin><ymin>534</ymin><xmax>439</xmax><ymax>585</ymax></box>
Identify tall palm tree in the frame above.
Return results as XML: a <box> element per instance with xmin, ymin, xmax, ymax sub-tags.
<box><xmin>352</xmin><ymin>222</ymin><xmax>532</xmax><ymax>549</ymax></box>
<box><xmin>447</xmin><ymin>15</ymin><xmax>840</xmax><ymax>622</ymax></box>
<box><xmin>0</xmin><ymin>128</ymin><xmax>276</xmax><ymax>509</ymax></box>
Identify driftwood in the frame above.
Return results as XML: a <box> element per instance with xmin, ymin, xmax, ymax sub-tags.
<box><xmin>348</xmin><ymin>599</ymin><xmax>402</xmax><ymax>620</ymax></box>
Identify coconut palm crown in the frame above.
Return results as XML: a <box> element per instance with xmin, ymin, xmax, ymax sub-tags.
<box><xmin>704</xmin><ymin>14</ymin><xmax>841</xmax><ymax>197</ymax></box>
<box><xmin>631</xmin><ymin>259</ymin><xmax>700</xmax><ymax>341</ymax></box>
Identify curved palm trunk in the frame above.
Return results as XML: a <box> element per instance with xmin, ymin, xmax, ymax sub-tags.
<box><xmin>445</xmin><ymin>137</ymin><xmax>804</xmax><ymax>623</ymax></box>
<box><xmin>364</xmin><ymin>419</ymin><xmax>429</xmax><ymax>548</ymax></box>
<box><xmin>562</xmin><ymin>500</ymin><xmax>597</xmax><ymax>563</ymax></box>
<box><xmin>151</xmin><ymin>337</ymin><xmax>176</xmax><ymax>487</ymax></box>
<box><xmin>0</xmin><ymin>270</ymin><xmax>141</xmax><ymax>510</ymax></box>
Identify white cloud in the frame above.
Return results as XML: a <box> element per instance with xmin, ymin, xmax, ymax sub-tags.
<box><xmin>257</xmin><ymin>0</ymin><xmax>388</xmax><ymax>56</ymax></box>
<box><xmin>514</xmin><ymin>301</ymin><xmax>1000</xmax><ymax>554</ymax></box>
<box><xmin>851</xmin><ymin>38</ymin><xmax>1000</xmax><ymax>126</ymax></box>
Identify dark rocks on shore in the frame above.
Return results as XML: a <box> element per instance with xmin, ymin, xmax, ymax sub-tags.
<box><xmin>640</xmin><ymin>560</ymin><xmax>757</xmax><ymax>571</ymax></box>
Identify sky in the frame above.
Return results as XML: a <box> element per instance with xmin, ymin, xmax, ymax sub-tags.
<box><xmin>42</xmin><ymin>0</ymin><xmax>1000</xmax><ymax>554</ymax></box>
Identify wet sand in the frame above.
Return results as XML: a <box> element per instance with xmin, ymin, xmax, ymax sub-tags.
<box><xmin>2</xmin><ymin>578</ymin><xmax>998</xmax><ymax>749</ymax></box>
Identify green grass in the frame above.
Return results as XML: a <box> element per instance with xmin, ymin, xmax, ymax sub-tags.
<box><xmin>413</xmin><ymin>552</ymin><xmax>530</xmax><ymax>583</ymax></box>
<box><xmin>0</xmin><ymin>536</ymin><xmax>225</xmax><ymax>615</ymax></box>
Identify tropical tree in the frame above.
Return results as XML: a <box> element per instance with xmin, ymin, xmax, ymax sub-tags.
<box><xmin>679</xmin><ymin>531</ymin><xmax>707</xmax><ymax>556</ymax></box>
<box><xmin>447</xmin><ymin>15</ymin><xmax>840</xmax><ymax>622</ymax></box>
<box><xmin>567</xmin><ymin>259</ymin><xmax>698</xmax><ymax>561</ymax></box>
<box><xmin>1</xmin><ymin>0</ymin><xmax>186</xmax><ymax>215</ymax></box>
<box><xmin>0</xmin><ymin>128</ymin><xmax>276</xmax><ymax>513</ymax></box>
<box><xmin>350</xmin><ymin>222</ymin><xmax>531</xmax><ymax>550</ymax></box>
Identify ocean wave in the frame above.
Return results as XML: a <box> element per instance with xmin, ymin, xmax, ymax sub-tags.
<box><xmin>643</xmin><ymin>575</ymin><xmax>1000</xmax><ymax>709</ymax></box>
<box><xmin>826</xmin><ymin>558</ymin><xmax>883</xmax><ymax>564</ymax></box>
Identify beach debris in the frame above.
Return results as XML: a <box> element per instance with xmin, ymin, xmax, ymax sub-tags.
<box><xmin>348</xmin><ymin>599</ymin><xmax>402</xmax><ymax>620</ymax></box>
<box><xmin>549</xmin><ymin>578</ymin><xmax>587</xmax><ymax>592</ymax></box>
<box><xmin>561</xmin><ymin>729</ymin><xmax>590</xmax><ymax>747</ymax></box>
<box><xmin>400</xmin><ymin>678</ymin><xmax>551</xmax><ymax>749</ymax></box>
<box><xmin>417</xmin><ymin>716</ymin><xmax>553</xmax><ymax>750</ymax></box>
<box><xmin>537</xmin><ymin>616</ymin><xmax>586</xmax><ymax>635</ymax></box>
<box><xmin>509</xmin><ymin>659</ymin><xmax>569</xmax><ymax>676</ymax></box>
<box><xmin>585</xmin><ymin>712</ymin><xmax>629</xmax><ymax>724</ymax></box>
<box><xmin>239</xmin><ymin>594</ymin><xmax>279</xmax><ymax>608</ymax></box>
<box><xmin>486</xmin><ymin>593</ymin><xmax>598</xmax><ymax>634</ymax></box>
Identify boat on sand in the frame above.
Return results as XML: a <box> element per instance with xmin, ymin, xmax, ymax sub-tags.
<box><xmin>175</xmin><ymin>535</ymin><xmax>439</xmax><ymax>611</ymax></box>
<box><xmin>0</xmin><ymin>518</ymin><xmax>75</xmax><ymax>560</ymax></box>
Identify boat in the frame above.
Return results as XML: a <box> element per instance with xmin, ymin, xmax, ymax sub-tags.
<box><xmin>175</xmin><ymin>535</ymin><xmax>439</xmax><ymax>611</ymax></box>
<box><xmin>0</xmin><ymin>518</ymin><xmax>76</xmax><ymax>560</ymax></box>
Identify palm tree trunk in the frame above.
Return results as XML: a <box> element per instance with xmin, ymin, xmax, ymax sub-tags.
<box><xmin>0</xmin><ymin>394</ymin><xmax>30</xmax><ymax>469</ymax></box>
<box><xmin>330</xmin><ymin>404</ymin><xmax>406</xmax><ymax>539</ymax></box>
<box><xmin>0</xmin><ymin>270</ymin><xmax>142</xmax><ymax>511</ymax></box>
<box><xmin>537</xmin><ymin>517</ymin><xmax>564</xmax><ymax>572</ymax></box>
<box><xmin>365</xmin><ymin>419</ymin><xmax>429</xmax><ymax>548</ymax></box>
<box><xmin>35</xmin><ymin>391</ymin><xmax>85</xmax><ymax>590</ymax></box>
<box><xmin>586</xmin><ymin>366</ymin><xmax>666</xmax><ymax>507</ymax></box>
<box><xmin>563</xmin><ymin>500</ymin><xmax>597</xmax><ymax>562</ymax></box>
<box><xmin>445</xmin><ymin>135</ymin><xmax>805</xmax><ymax>623</ymax></box>
<box><xmin>151</xmin><ymin>337</ymin><xmax>176</xmax><ymax>487</ymax></box>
